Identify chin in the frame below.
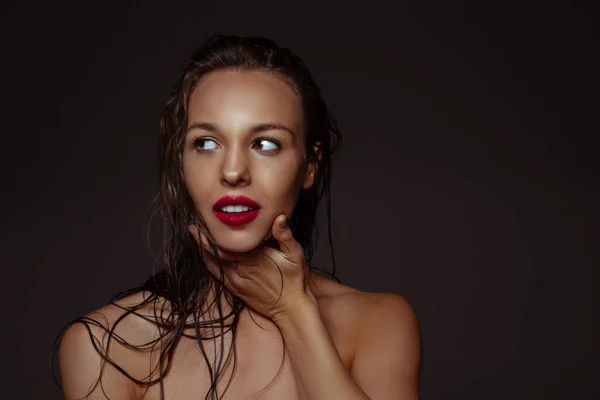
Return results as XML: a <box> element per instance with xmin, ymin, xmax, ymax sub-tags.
<box><xmin>212</xmin><ymin>228</ymin><xmax>267</xmax><ymax>254</ymax></box>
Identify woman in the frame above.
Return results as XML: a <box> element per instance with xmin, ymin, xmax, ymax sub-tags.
<box><xmin>54</xmin><ymin>34</ymin><xmax>421</xmax><ymax>400</ymax></box>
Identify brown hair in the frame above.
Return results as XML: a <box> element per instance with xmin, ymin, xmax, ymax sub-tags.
<box><xmin>52</xmin><ymin>34</ymin><xmax>343</xmax><ymax>400</ymax></box>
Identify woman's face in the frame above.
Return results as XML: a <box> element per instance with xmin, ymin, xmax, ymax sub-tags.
<box><xmin>182</xmin><ymin>70</ymin><xmax>316</xmax><ymax>253</ymax></box>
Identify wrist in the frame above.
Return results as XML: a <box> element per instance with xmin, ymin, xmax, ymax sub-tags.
<box><xmin>273</xmin><ymin>291</ymin><xmax>318</xmax><ymax>327</ymax></box>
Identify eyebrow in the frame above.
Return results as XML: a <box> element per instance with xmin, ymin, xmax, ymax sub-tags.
<box><xmin>186</xmin><ymin>122</ymin><xmax>295</xmax><ymax>136</ymax></box>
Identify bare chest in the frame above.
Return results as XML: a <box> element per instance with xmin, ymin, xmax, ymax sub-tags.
<box><xmin>140</xmin><ymin>305</ymin><xmax>356</xmax><ymax>400</ymax></box>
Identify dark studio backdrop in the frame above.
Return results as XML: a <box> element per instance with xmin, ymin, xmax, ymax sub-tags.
<box><xmin>1</xmin><ymin>1</ymin><xmax>598</xmax><ymax>399</ymax></box>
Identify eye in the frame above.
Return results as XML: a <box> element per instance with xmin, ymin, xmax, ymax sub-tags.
<box><xmin>193</xmin><ymin>137</ymin><xmax>219</xmax><ymax>151</ymax></box>
<box><xmin>252</xmin><ymin>137</ymin><xmax>281</xmax><ymax>152</ymax></box>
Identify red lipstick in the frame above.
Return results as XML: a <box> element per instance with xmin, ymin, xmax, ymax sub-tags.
<box><xmin>212</xmin><ymin>195</ymin><xmax>261</xmax><ymax>227</ymax></box>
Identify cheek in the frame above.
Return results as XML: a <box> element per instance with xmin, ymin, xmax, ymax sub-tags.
<box><xmin>182</xmin><ymin>159</ymin><xmax>213</xmax><ymax>210</ymax></box>
<box><xmin>257</xmin><ymin>159</ymin><xmax>306</xmax><ymax>207</ymax></box>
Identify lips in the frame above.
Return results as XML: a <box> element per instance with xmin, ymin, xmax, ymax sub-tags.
<box><xmin>212</xmin><ymin>195</ymin><xmax>261</xmax><ymax>227</ymax></box>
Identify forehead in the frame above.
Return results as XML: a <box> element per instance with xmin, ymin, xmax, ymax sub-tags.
<box><xmin>187</xmin><ymin>70</ymin><xmax>303</xmax><ymax>132</ymax></box>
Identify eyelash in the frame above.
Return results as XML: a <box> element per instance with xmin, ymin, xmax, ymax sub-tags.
<box><xmin>192</xmin><ymin>136</ymin><xmax>282</xmax><ymax>152</ymax></box>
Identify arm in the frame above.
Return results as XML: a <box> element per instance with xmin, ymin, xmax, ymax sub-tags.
<box><xmin>350</xmin><ymin>293</ymin><xmax>421</xmax><ymax>399</ymax></box>
<box><xmin>274</xmin><ymin>291</ymin><xmax>421</xmax><ymax>400</ymax></box>
<box><xmin>59</xmin><ymin>320</ymin><xmax>137</xmax><ymax>400</ymax></box>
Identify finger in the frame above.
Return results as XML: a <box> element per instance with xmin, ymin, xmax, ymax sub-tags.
<box><xmin>271</xmin><ymin>215</ymin><xmax>302</xmax><ymax>258</ymax></box>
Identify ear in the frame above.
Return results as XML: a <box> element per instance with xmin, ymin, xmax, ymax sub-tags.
<box><xmin>302</xmin><ymin>142</ymin><xmax>322</xmax><ymax>190</ymax></box>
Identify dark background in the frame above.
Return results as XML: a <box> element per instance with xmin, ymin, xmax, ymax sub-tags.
<box><xmin>2</xmin><ymin>1</ymin><xmax>598</xmax><ymax>399</ymax></box>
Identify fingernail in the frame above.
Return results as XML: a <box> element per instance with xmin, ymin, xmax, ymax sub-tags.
<box><xmin>280</xmin><ymin>216</ymin><xmax>288</xmax><ymax>229</ymax></box>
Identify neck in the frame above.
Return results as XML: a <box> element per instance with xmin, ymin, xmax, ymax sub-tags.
<box><xmin>195</xmin><ymin>273</ymin><xmax>240</xmax><ymax>324</ymax></box>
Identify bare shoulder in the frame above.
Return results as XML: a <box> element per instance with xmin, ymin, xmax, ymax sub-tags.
<box><xmin>309</xmin><ymin>274</ymin><xmax>397</xmax><ymax>334</ymax></box>
<box><xmin>75</xmin><ymin>290</ymin><xmax>166</xmax><ymax>346</ymax></box>
<box><xmin>309</xmin><ymin>272</ymin><xmax>415</xmax><ymax>316</ymax></box>
<box><xmin>309</xmin><ymin>273</ymin><xmax>420</xmax><ymax>355</ymax></box>
<box><xmin>350</xmin><ymin>289</ymin><xmax>420</xmax><ymax>346</ymax></box>
<box><xmin>308</xmin><ymin>272</ymin><xmax>361</xmax><ymax>298</ymax></box>
<box><xmin>328</xmin><ymin>285</ymin><xmax>421</xmax><ymax>399</ymax></box>
<box><xmin>309</xmin><ymin>273</ymin><xmax>364</xmax><ymax>316</ymax></box>
<box><xmin>58</xmin><ymin>291</ymin><xmax>164</xmax><ymax>400</ymax></box>
<box><xmin>357</xmin><ymin>291</ymin><xmax>419</xmax><ymax>321</ymax></box>
<box><xmin>350</xmin><ymin>290</ymin><xmax>421</xmax><ymax>398</ymax></box>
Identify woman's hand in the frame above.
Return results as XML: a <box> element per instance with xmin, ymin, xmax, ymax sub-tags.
<box><xmin>187</xmin><ymin>215</ymin><xmax>316</xmax><ymax>322</ymax></box>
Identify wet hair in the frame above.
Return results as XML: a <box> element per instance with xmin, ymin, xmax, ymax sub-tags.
<box><xmin>51</xmin><ymin>34</ymin><xmax>342</xmax><ymax>400</ymax></box>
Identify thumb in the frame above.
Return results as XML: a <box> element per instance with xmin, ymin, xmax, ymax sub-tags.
<box><xmin>272</xmin><ymin>215</ymin><xmax>301</xmax><ymax>256</ymax></box>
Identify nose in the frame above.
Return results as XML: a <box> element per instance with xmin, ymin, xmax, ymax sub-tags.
<box><xmin>221</xmin><ymin>145</ymin><xmax>251</xmax><ymax>187</ymax></box>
